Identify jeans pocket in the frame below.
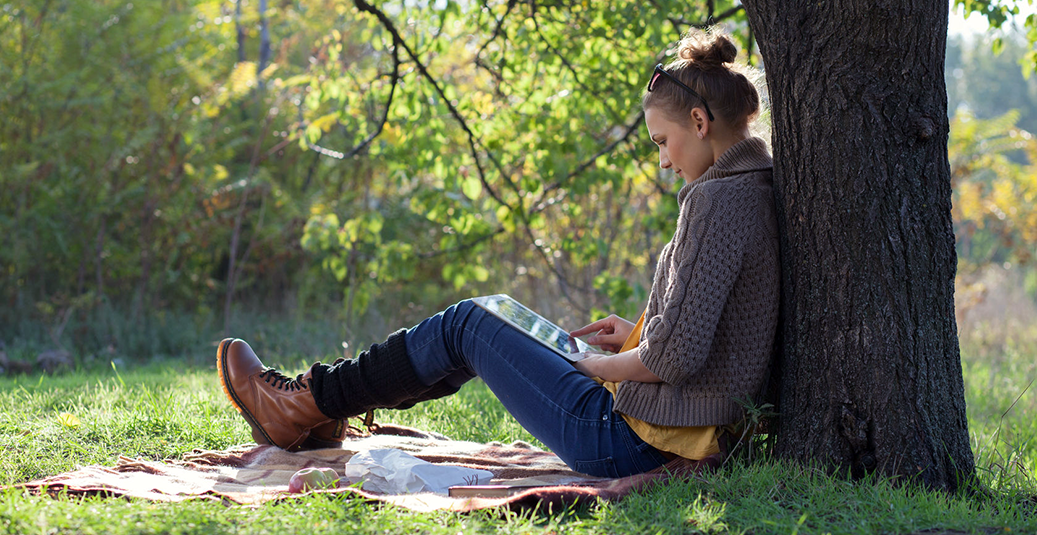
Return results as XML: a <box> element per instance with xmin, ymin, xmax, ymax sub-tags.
<box><xmin>622</xmin><ymin>425</ymin><xmax>669</xmax><ymax>473</ymax></box>
<box><xmin>574</xmin><ymin>457</ymin><xmax>620</xmax><ymax>478</ymax></box>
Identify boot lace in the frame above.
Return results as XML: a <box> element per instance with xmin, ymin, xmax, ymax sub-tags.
<box><xmin>258</xmin><ymin>368</ymin><xmax>308</xmax><ymax>392</ymax></box>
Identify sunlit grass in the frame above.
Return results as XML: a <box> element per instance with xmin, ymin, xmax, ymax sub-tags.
<box><xmin>0</xmin><ymin>330</ymin><xmax>1034</xmax><ymax>534</ymax></box>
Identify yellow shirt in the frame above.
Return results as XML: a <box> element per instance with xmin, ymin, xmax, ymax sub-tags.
<box><xmin>601</xmin><ymin>311</ymin><xmax>721</xmax><ymax>461</ymax></box>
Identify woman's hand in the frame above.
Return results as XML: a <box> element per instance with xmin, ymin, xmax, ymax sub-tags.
<box><xmin>573</xmin><ymin>350</ymin><xmax>663</xmax><ymax>383</ymax></box>
<box><xmin>573</xmin><ymin>353</ymin><xmax>612</xmax><ymax>379</ymax></box>
<box><xmin>570</xmin><ymin>314</ymin><xmax>635</xmax><ymax>353</ymax></box>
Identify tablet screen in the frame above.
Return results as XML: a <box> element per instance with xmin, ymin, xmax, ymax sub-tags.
<box><xmin>472</xmin><ymin>294</ymin><xmax>590</xmax><ymax>360</ymax></box>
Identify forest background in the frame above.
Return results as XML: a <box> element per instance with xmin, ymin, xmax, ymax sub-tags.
<box><xmin>2</xmin><ymin>0</ymin><xmax>1037</xmax><ymax>372</ymax></box>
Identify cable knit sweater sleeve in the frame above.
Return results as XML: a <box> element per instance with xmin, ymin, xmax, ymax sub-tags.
<box><xmin>637</xmin><ymin>182</ymin><xmax>750</xmax><ymax>385</ymax></box>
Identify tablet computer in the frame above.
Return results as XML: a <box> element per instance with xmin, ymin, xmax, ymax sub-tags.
<box><xmin>471</xmin><ymin>294</ymin><xmax>591</xmax><ymax>362</ymax></box>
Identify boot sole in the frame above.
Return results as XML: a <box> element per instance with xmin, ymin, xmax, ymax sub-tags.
<box><xmin>216</xmin><ymin>338</ymin><xmax>275</xmax><ymax>447</ymax></box>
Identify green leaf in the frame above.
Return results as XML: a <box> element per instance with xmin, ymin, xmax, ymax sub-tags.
<box><xmin>470</xmin><ymin>264</ymin><xmax>489</xmax><ymax>282</ymax></box>
<box><xmin>305</xmin><ymin>124</ymin><xmax>322</xmax><ymax>144</ymax></box>
<box><xmin>461</xmin><ymin>175</ymin><xmax>482</xmax><ymax>200</ymax></box>
<box><xmin>311</xmin><ymin>112</ymin><xmax>339</xmax><ymax>133</ymax></box>
<box><xmin>280</xmin><ymin>74</ymin><xmax>311</xmax><ymax>86</ymax></box>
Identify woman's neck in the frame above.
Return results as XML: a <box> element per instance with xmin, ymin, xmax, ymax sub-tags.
<box><xmin>710</xmin><ymin>126</ymin><xmax>752</xmax><ymax>163</ymax></box>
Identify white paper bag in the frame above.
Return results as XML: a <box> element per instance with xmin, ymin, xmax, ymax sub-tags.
<box><xmin>344</xmin><ymin>448</ymin><xmax>493</xmax><ymax>495</ymax></box>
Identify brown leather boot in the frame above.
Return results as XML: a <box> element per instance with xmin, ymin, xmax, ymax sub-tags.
<box><xmin>217</xmin><ymin>338</ymin><xmax>341</xmax><ymax>451</ymax></box>
<box><xmin>296</xmin><ymin>360</ymin><xmax>351</xmax><ymax>448</ymax></box>
<box><xmin>249</xmin><ymin>415</ymin><xmax>349</xmax><ymax>450</ymax></box>
<box><xmin>296</xmin><ymin>419</ymin><xmax>348</xmax><ymax>449</ymax></box>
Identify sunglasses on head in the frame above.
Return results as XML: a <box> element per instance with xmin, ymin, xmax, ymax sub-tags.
<box><xmin>647</xmin><ymin>64</ymin><xmax>715</xmax><ymax>122</ymax></box>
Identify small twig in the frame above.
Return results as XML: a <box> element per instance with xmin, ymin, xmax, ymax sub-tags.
<box><xmin>985</xmin><ymin>377</ymin><xmax>1036</xmax><ymax>465</ymax></box>
<box><xmin>49</xmin><ymin>306</ymin><xmax>75</xmax><ymax>350</ymax></box>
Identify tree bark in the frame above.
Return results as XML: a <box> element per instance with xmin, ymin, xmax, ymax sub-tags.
<box><xmin>740</xmin><ymin>0</ymin><xmax>974</xmax><ymax>490</ymax></box>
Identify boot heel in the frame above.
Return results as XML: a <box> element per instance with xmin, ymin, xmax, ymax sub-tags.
<box><xmin>249</xmin><ymin>424</ymin><xmax>271</xmax><ymax>445</ymax></box>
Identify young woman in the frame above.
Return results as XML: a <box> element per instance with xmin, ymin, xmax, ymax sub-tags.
<box><xmin>217</xmin><ymin>29</ymin><xmax>779</xmax><ymax>478</ymax></box>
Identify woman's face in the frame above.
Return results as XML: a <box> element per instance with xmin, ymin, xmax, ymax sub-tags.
<box><xmin>644</xmin><ymin>107</ymin><xmax>713</xmax><ymax>183</ymax></box>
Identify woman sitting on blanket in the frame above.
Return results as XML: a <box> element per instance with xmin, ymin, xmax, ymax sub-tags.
<box><xmin>217</xmin><ymin>28</ymin><xmax>779</xmax><ymax>478</ymax></box>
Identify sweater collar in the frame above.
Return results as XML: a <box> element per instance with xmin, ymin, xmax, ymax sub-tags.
<box><xmin>677</xmin><ymin>137</ymin><xmax>772</xmax><ymax>202</ymax></box>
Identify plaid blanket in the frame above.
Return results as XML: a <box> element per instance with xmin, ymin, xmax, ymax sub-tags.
<box><xmin>10</xmin><ymin>424</ymin><xmax>719</xmax><ymax>512</ymax></box>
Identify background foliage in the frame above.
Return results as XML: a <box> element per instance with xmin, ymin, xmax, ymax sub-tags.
<box><xmin>1</xmin><ymin>0</ymin><xmax>1036</xmax><ymax>363</ymax></box>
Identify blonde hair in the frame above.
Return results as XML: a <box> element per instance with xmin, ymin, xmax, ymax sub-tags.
<box><xmin>642</xmin><ymin>28</ymin><xmax>761</xmax><ymax>130</ymax></box>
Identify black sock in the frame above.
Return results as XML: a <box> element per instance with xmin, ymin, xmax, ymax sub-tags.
<box><xmin>309</xmin><ymin>329</ymin><xmax>429</xmax><ymax>419</ymax></box>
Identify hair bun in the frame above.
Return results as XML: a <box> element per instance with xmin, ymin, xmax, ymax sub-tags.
<box><xmin>676</xmin><ymin>30</ymin><xmax>738</xmax><ymax>70</ymax></box>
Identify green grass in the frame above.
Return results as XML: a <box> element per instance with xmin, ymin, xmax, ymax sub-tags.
<box><xmin>961</xmin><ymin>323</ymin><xmax>1037</xmax><ymax>498</ymax></box>
<box><xmin>0</xmin><ymin>346</ymin><xmax>1035</xmax><ymax>534</ymax></box>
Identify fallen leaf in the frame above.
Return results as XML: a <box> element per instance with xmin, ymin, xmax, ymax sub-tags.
<box><xmin>57</xmin><ymin>412</ymin><xmax>80</xmax><ymax>429</ymax></box>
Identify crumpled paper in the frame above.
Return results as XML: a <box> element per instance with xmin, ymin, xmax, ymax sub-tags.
<box><xmin>344</xmin><ymin>448</ymin><xmax>493</xmax><ymax>495</ymax></box>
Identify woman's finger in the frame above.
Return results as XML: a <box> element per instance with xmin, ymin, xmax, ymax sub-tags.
<box><xmin>570</xmin><ymin>317</ymin><xmax>611</xmax><ymax>337</ymax></box>
<box><xmin>588</xmin><ymin>332</ymin><xmax>626</xmax><ymax>346</ymax></box>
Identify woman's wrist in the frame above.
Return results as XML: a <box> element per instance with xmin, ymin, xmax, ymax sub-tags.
<box><xmin>577</xmin><ymin>349</ymin><xmax>662</xmax><ymax>383</ymax></box>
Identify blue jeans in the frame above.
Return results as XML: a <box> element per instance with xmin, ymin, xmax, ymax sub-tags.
<box><xmin>403</xmin><ymin>299</ymin><xmax>669</xmax><ymax>478</ymax></box>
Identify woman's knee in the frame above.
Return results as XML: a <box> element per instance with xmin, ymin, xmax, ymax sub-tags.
<box><xmin>453</xmin><ymin>298</ymin><xmax>478</xmax><ymax>314</ymax></box>
<box><xmin>426</xmin><ymin>299</ymin><xmax>487</xmax><ymax>356</ymax></box>
<box><xmin>442</xmin><ymin>298</ymin><xmax>487</xmax><ymax>329</ymax></box>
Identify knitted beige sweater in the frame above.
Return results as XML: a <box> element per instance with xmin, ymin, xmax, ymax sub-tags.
<box><xmin>613</xmin><ymin>137</ymin><xmax>779</xmax><ymax>427</ymax></box>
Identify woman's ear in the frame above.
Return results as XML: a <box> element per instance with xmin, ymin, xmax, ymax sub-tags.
<box><xmin>690</xmin><ymin>108</ymin><xmax>710</xmax><ymax>139</ymax></box>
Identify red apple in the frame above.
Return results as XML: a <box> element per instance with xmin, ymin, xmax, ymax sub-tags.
<box><xmin>288</xmin><ymin>467</ymin><xmax>341</xmax><ymax>493</ymax></box>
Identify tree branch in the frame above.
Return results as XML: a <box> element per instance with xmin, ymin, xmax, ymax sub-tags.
<box><xmin>668</xmin><ymin>4</ymin><xmax>745</xmax><ymax>29</ymax></box>
<box><xmin>472</xmin><ymin>0</ymin><xmax>516</xmax><ymax>97</ymax></box>
<box><xmin>418</xmin><ymin>226</ymin><xmax>507</xmax><ymax>258</ymax></box>
<box><xmin>520</xmin><ymin>223</ymin><xmax>592</xmax><ymax>312</ymax></box>
<box><xmin>301</xmin><ymin>34</ymin><xmax>401</xmax><ymax>161</ymax></box>
<box><xmin>624</xmin><ymin>143</ymin><xmax>673</xmax><ymax>197</ymax></box>
<box><xmin>533</xmin><ymin>111</ymin><xmax>645</xmax><ymax>211</ymax></box>
<box><xmin>224</xmin><ymin>101</ymin><xmax>276</xmax><ymax>335</ymax></box>
<box><xmin>529</xmin><ymin>9</ymin><xmax>625</xmax><ymax>126</ymax></box>
<box><xmin>477</xmin><ymin>0</ymin><xmax>516</xmax><ymax>59</ymax></box>
<box><xmin>353</xmin><ymin>0</ymin><xmax>516</xmax><ymax>208</ymax></box>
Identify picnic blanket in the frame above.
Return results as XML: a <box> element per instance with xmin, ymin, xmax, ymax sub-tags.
<box><xmin>10</xmin><ymin>424</ymin><xmax>719</xmax><ymax>512</ymax></box>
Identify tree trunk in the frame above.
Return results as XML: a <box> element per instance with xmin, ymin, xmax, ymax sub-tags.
<box><xmin>95</xmin><ymin>216</ymin><xmax>106</xmax><ymax>299</ymax></box>
<box><xmin>258</xmin><ymin>0</ymin><xmax>270</xmax><ymax>80</ymax></box>
<box><xmin>740</xmin><ymin>0</ymin><xmax>974</xmax><ymax>490</ymax></box>
<box><xmin>235</xmin><ymin>0</ymin><xmax>246</xmax><ymax>64</ymax></box>
<box><xmin>223</xmin><ymin>187</ymin><xmax>248</xmax><ymax>336</ymax></box>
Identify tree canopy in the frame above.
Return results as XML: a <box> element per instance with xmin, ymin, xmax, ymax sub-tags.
<box><xmin>2</xmin><ymin>0</ymin><xmax>1035</xmax><ymax>351</ymax></box>
<box><xmin>3</xmin><ymin>0</ymin><xmax>752</xmax><ymax>340</ymax></box>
